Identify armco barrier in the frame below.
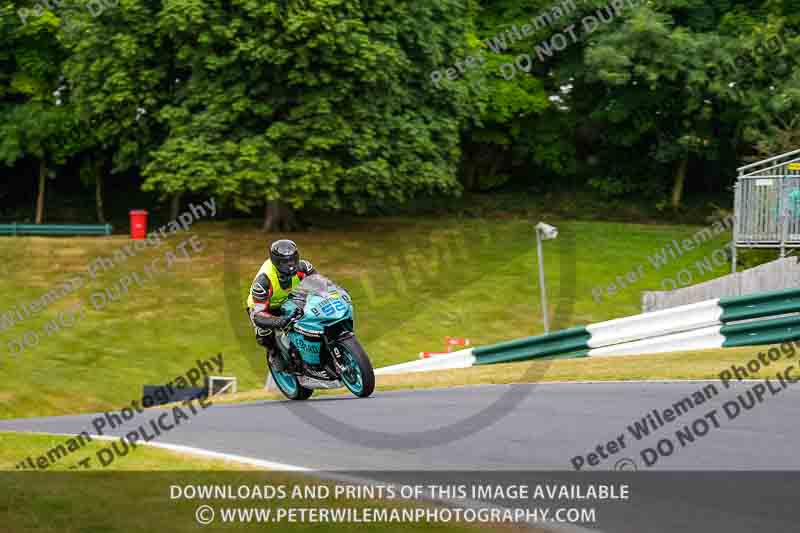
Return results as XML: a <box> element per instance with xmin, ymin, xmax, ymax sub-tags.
<box><xmin>592</xmin><ymin>312</ymin><xmax>800</xmax><ymax>357</ymax></box>
<box><xmin>587</xmin><ymin>287</ymin><xmax>800</xmax><ymax>350</ymax></box>
<box><xmin>469</xmin><ymin>299</ymin><xmax>727</xmax><ymax>366</ymax></box>
<box><xmin>721</xmin><ymin>314</ymin><xmax>800</xmax><ymax>347</ymax></box>
<box><xmin>473</xmin><ymin>326</ymin><xmax>591</xmax><ymax>365</ymax></box>
<box><xmin>375</xmin><ymin>349</ymin><xmax>476</xmax><ymax>376</ymax></box>
<box><xmin>586</xmin><ymin>299</ymin><xmax>723</xmax><ymax>348</ymax></box>
<box><xmin>374</xmin><ymin>287</ymin><xmax>800</xmax><ymax>375</ymax></box>
<box><xmin>719</xmin><ymin>287</ymin><xmax>800</xmax><ymax>323</ymax></box>
<box><xmin>588</xmin><ymin>325</ymin><xmax>726</xmax><ymax>357</ymax></box>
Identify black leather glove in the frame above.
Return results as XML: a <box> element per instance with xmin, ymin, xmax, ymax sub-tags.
<box><xmin>252</xmin><ymin>312</ymin><xmax>290</xmax><ymax>330</ymax></box>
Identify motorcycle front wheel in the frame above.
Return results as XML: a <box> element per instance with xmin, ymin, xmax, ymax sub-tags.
<box><xmin>336</xmin><ymin>336</ymin><xmax>375</xmax><ymax>398</ymax></box>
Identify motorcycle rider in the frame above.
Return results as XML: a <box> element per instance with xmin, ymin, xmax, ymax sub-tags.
<box><xmin>246</xmin><ymin>239</ymin><xmax>315</xmax><ymax>371</ymax></box>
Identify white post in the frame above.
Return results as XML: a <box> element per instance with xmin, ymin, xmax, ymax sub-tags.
<box><xmin>536</xmin><ymin>229</ymin><xmax>549</xmax><ymax>334</ymax></box>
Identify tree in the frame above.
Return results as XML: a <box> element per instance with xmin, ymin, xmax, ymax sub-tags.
<box><xmin>563</xmin><ymin>1</ymin><xmax>798</xmax><ymax>208</ymax></box>
<box><xmin>455</xmin><ymin>0</ymin><xmax>573</xmax><ymax>192</ymax></box>
<box><xmin>722</xmin><ymin>25</ymin><xmax>800</xmax><ymax>159</ymax></box>
<box><xmin>567</xmin><ymin>6</ymin><xmax>717</xmax><ymax>208</ymax></box>
<box><xmin>141</xmin><ymin>0</ymin><xmax>473</xmax><ymax>230</ymax></box>
<box><xmin>0</xmin><ymin>4</ymin><xmax>81</xmax><ymax>223</ymax></box>
<box><xmin>60</xmin><ymin>0</ymin><xmax>180</xmax><ymax>220</ymax></box>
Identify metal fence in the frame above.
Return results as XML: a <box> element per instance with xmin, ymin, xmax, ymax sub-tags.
<box><xmin>642</xmin><ymin>149</ymin><xmax>800</xmax><ymax>311</ymax></box>
<box><xmin>733</xmin><ymin>148</ymin><xmax>800</xmax><ymax>269</ymax></box>
<box><xmin>0</xmin><ymin>223</ymin><xmax>113</xmax><ymax>236</ymax></box>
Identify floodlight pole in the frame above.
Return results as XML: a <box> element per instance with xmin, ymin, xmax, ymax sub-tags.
<box><xmin>536</xmin><ymin>227</ymin><xmax>550</xmax><ymax>334</ymax></box>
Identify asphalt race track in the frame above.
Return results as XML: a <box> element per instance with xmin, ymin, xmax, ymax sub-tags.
<box><xmin>5</xmin><ymin>381</ymin><xmax>800</xmax><ymax>532</ymax></box>
<box><xmin>2</xmin><ymin>381</ymin><xmax>799</xmax><ymax>471</ymax></box>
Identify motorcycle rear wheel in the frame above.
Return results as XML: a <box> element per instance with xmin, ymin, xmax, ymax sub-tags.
<box><xmin>268</xmin><ymin>351</ymin><xmax>313</xmax><ymax>401</ymax></box>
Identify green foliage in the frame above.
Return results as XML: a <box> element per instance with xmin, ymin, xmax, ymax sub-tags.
<box><xmin>736</xmin><ymin>248</ymin><xmax>786</xmax><ymax>270</ymax></box>
<box><xmin>457</xmin><ymin>1</ymin><xmax>556</xmax><ymax>191</ymax></box>
<box><xmin>576</xmin><ymin>7</ymin><xmax>717</xmax><ymax>197</ymax></box>
<box><xmin>138</xmin><ymin>0</ymin><xmax>471</xmax><ymax>213</ymax></box>
<box><xmin>0</xmin><ymin>3</ymin><xmax>80</xmax><ymax>167</ymax></box>
<box><xmin>1</xmin><ymin>0</ymin><xmax>799</xmax><ymax>216</ymax></box>
<box><xmin>59</xmin><ymin>0</ymin><xmax>174</xmax><ymax>173</ymax></box>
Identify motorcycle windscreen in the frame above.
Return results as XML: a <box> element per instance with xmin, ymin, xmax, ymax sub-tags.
<box><xmin>290</xmin><ymin>275</ymin><xmax>353</xmax><ymax>330</ymax></box>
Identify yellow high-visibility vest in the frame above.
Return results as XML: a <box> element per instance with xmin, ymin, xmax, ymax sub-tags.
<box><xmin>246</xmin><ymin>260</ymin><xmax>301</xmax><ymax>311</ymax></box>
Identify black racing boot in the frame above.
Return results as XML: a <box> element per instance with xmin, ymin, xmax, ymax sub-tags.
<box><xmin>267</xmin><ymin>348</ymin><xmax>287</xmax><ymax>372</ymax></box>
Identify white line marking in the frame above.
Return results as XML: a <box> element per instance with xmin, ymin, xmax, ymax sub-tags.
<box><xmin>5</xmin><ymin>430</ymin><xmax>311</xmax><ymax>471</ymax></box>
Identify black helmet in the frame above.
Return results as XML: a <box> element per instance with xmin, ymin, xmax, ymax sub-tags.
<box><xmin>270</xmin><ymin>239</ymin><xmax>300</xmax><ymax>277</ymax></box>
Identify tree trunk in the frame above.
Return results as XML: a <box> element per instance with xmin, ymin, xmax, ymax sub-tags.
<box><xmin>262</xmin><ymin>200</ymin><xmax>296</xmax><ymax>232</ymax></box>
<box><xmin>460</xmin><ymin>143</ymin><xmax>478</xmax><ymax>191</ymax></box>
<box><xmin>461</xmin><ymin>160</ymin><xmax>477</xmax><ymax>191</ymax></box>
<box><xmin>95</xmin><ymin>159</ymin><xmax>106</xmax><ymax>224</ymax></box>
<box><xmin>670</xmin><ymin>156</ymin><xmax>688</xmax><ymax>209</ymax></box>
<box><xmin>486</xmin><ymin>149</ymin><xmax>504</xmax><ymax>183</ymax></box>
<box><xmin>169</xmin><ymin>192</ymin><xmax>183</xmax><ymax>220</ymax></box>
<box><xmin>35</xmin><ymin>161</ymin><xmax>47</xmax><ymax>224</ymax></box>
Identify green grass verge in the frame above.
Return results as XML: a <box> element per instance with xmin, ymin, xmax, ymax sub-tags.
<box><xmin>0</xmin><ymin>431</ymin><xmax>256</xmax><ymax>471</ymax></box>
<box><xmin>0</xmin><ymin>215</ymin><xmax>743</xmax><ymax>419</ymax></box>
<box><xmin>371</xmin><ymin>345</ymin><xmax>793</xmax><ymax>389</ymax></box>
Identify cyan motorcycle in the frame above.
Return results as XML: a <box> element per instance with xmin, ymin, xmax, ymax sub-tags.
<box><xmin>269</xmin><ymin>275</ymin><xmax>375</xmax><ymax>400</ymax></box>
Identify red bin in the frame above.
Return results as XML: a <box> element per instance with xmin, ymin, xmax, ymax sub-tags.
<box><xmin>129</xmin><ymin>210</ymin><xmax>148</xmax><ymax>240</ymax></box>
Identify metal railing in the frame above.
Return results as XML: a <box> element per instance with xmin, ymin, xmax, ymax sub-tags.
<box><xmin>733</xmin><ymin>149</ymin><xmax>800</xmax><ymax>269</ymax></box>
<box><xmin>0</xmin><ymin>223</ymin><xmax>113</xmax><ymax>236</ymax></box>
<box><xmin>737</xmin><ymin>148</ymin><xmax>800</xmax><ymax>174</ymax></box>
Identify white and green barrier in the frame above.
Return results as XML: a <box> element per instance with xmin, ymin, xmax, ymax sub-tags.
<box><xmin>376</xmin><ymin>287</ymin><xmax>800</xmax><ymax>375</ymax></box>
<box><xmin>471</xmin><ymin>326</ymin><xmax>591</xmax><ymax>365</ymax></box>
<box><xmin>374</xmin><ymin>348</ymin><xmax>476</xmax><ymax>376</ymax></box>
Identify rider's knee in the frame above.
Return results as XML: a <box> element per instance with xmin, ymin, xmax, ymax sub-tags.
<box><xmin>255</xmin><ymin>327</ymin><xmax>273</xmax><ymax>346</ymax></box>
